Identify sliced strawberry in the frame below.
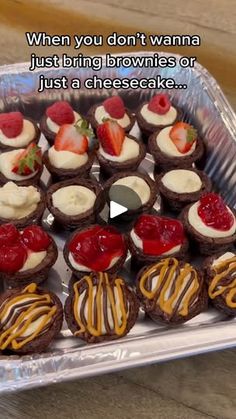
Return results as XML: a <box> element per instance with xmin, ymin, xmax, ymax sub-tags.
<box><xmin>12</xmin><ymin>143</ymin><xmax>42</xmax><ymax>176</ymax></box>
<box><xmin>103</xmin><ymin>96</ymin><xmax>125</xmax><ymax>119</ymax></box>
<box><xmin>169</xmin><ymin>122</ymin><xmax>197</xmax><ymax>154</ymax></box>
<box><xmin>54</xmin><ymin>120</ymin><xmax>90</xmax><ymax>155</ymax></box>
<box><xmin>0</xmin><ymin>112</ymin><xmax>23</xmax><ymax>138</ymax></box>
<box><xmin>46</xmin><ymin>101</ymin><xmax>75</xmax><ymax>125</ymax></box>
<box><xmin>96</xmin><ymin>119</ymin><xmax>125</xmax><ymax>156</ymax></box>
<box><xmin>148</xmin><ymin>94</ymin><xmax>171</xmax><ymax>115</ymax></box>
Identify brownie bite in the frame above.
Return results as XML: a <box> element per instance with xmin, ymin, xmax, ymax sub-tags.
<box><xmin>65</xmin><ymin>271</ymin><xmax>139</xmax><ymax>343</ymax></box>
<box><xmin>0</xmin><ymin>111</ymin><xmax>40</xmax><ymax>151</ymax></box>
<box><xmin>0</xmin><ymin>283</ymin><xmax>63</xmax><ymax>354</ymax></box>
<box><xmin>136</xmin><ymin>257</ymin><xmax>208</xmax><ymax>324</ymax></box>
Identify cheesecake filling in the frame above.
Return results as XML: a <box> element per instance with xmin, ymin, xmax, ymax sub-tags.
<box><xmin>95</xmin><ymin>105</ymin><xmax>130</xmax><ymax>128</ymax></box>
<box><xmin>48</xmin><ymin>146</ymin><xmax>88</xmax><ymax>169</ymax></box>
<box><xmin>156</xmin><ymin>126</ymin><xmax>196</xmax><ymax>157</ymax></box>
<box><xmin>140</xmin><ymin>104</ymin><xmax>177</xmax><ymax>126</ymax></box>
<box><xmin>161</xmin><ymin>170</ymin><xmax>202</xmax><ymax>193</ymax></box>
<box><xmin>0</xmin><ymin>119</ymin><xmax>36</xmax><ymax>147</ymax></box>
<box><xmin>0</xmin><ymin>182</ymin><xmax>40</xmax><ymax>219</ymax></box>
<box><xmin>52</xmin><ymin>185</ymin><xmax>96</xmax><ymax>216</ymax></box>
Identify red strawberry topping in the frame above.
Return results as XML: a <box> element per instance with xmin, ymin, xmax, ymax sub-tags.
<box><xmin>97</xmin><ymin>119</ymin><xmax>125</xmax><ymax>156</ymax></box>
<box><xmin>11</xmin><ymin>143</ymin><xmax>42</xmax><ymax>176</ymax></box>
<box><xmin>0</xmin><ymin>224</ymin><xmax>19</xmax><ymax>247</ymax></box>
<box><xmin>198</xmin><ymin>193</ymin><xmax>234</xmax><ymax>231</ymax></box>
<box><xmin>46</xmin><ymin>101</ymin><xmax>75</xmax><ymax>126</ymax></box>
<box><xmin>21</xmin><ymin>226</ymin><xmax>51</xmax><ymax>251</ymax></box>
<box><xmin>69</xmin><ymin>225</ymin><xmax>126</xmax><ymax>271</ymax></box>
<box><xmin>54</xmin><ymin>119</ymin><xmax>91</xmax><ymax>155</ymax></box>
<box><xmin>103</xmin><ymin>96</ymin><xmax>125</xmax><ymax>119</ymax></box>
<box><xmin>0</xmin><ymin>112</ymin><xmax>23</xmax><ymax>138</ymax></box>
<box><xmin>148</xmin><ymin>94</ymin><xmax>171</xmax><ymax>115</ymax></box>
<box><xmin>134</xmin><ymin>214</ymin><xmax>185</xmax><ymax>255</ymax></box>
<box><xmin>169</xmin><ymin>122</ymin><xmax>197</xmax><ymax>154</ymax></box>
<box><xmin>0</xmin><ymin>244</ymin><xmax>27</xmax><ymax>273</ymax></box>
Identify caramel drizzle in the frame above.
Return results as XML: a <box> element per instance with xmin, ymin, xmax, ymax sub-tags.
<box><xmin>0</xmin><ymin>283</ymin><xmax>57</xmax><ymax>350</ymax></box>
<box><xmin>73</xmin><ymin>272</ymin><xmax>128</xmax><ymax>337</ymax></box>
<box><xmin>139</xmin><ymin>258</ymin><xmax>199</xmax><ymax>316</ymax></box>
<box><xmin>209</xmin><ymin>257</ymin><xmax>236</xmax><ymax>308</ymax></box>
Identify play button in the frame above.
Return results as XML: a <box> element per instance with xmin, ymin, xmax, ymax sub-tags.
<box><xmin>110</xmin><ymin>201</ymin><xmax>127</xmax><ymax>218</ymax></box>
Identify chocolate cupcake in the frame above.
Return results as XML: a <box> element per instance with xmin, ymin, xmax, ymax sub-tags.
<box><xmin>136</xmin><ymin>94</ymin><xmax>182</xmax><ymax>138</ymax></box>
<box><xmin>0</xmin><ymin>283</ymin><xmax>63</xmax><ymax>354</ymax></box>
<box><xmin>64</xmin><ymin>224</ymin><xmax>127</xmax><ymax>279</ymax></box>
<box><xmin>65</xmin><ymin>271</ymin><xmax>139</xmax><ymax>343</ymax></box>
<box><xmin>88</xmin><ymin>96</ymin><xmax>135</xmax><ymax>132</ymax></box>
<box><xmin>0</xmin><ymin>111</ymin><xmax>40</xmax><ymax>151</ymax></box>
<box><xmin>0</xmin><ymin>143</ymin><xmax>43</xmax><ymax>186</ymax></box>
<box><xmin>96</xmin><ymin>119</ymin><xmax>145</xmax><ymax>177</ymax></box>
<box><xmin>156</xmin><ymin>168</ymin><xmax>212</xmax><ymax>212</ymax></box>
<box><xmin>0</xmin><ymin>224</ymin><xmax>58</xmax><ymax>288</ymax></box>
<box><xmin>0</xmin><ymin>182</ymin><xmax>45</xmax><ymax>228</ymax></box>
<box><xmin>149</xmin><ymin>122</ymin><xmax>204</xmax><ymax>171</ymax></box>
<box><xmin>128</xmin><ymin>214</ymin><xmax>189</xmax><ymax>266</ymax></box>
<box><xmin>46</xmin><ymin>178</ymin><xmax>102</xmax><ymax>230</ymax></box>
<box><xmin>40</xmin><ymin>101</ymin><xmax>84</xmax><ymax>145</ymax></box>
<box><xmin>205</xmin><ymin>251</ymin><xmax>236</xmax><ymax>316</ymax></box>
<box><xmin>181</xmin><ymin>193</ymin><xmax>236</xmax><ymax>255</ymax></box>
<box><xmin>136</xmin><ymin>257</ymin><xmax>207</xmax><ymax>325</ymax></box>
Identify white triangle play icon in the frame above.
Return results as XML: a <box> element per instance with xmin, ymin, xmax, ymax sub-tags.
<box><xmin>110</xmin><ymin>200</ymin><xmax>127</xmax><ymax>219</ymax></box>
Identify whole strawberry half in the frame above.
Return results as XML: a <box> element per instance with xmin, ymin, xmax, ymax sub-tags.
<box><xmin>12</xmin><ymin>143</ymin><xmax>42</xmax><ymax>176</ymax></box>
<box><xmin>148</xmin><ymin>94</ymin><xmax>171</xmax><ymax>115</ymax></box>
<box><xmin>169</xmin><ymin>122</ymin><xmax>197</xmax><ymax>154</ymax></box>
<box><xmin>103</xmin><ymin>96</ymin><xmax>125</xmax><ymax>119</ymax></box>
<box><xmin>97</xmin><ymin>119</ymin><xmax>125</xmax><ymax>156</ymax></box>
<box><xmin>0</xmin><ymin>112</ymin><xmax>23</xmax><ymax>138</ymax></box>
<box><xmin>54</xmin><ymin>119</ymin><xmax>93</xmax><ymax>155</ymax></box>
<box><xmin>46</xmin><ymin>101</ymin><xmax>75</xmax><ymax>126</ymax></box>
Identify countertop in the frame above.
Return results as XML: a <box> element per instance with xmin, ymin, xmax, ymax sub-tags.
<box><xmin>0</xmin><ymin>1</ymin><xmax>236</xmax><ymax>418</ymax></box>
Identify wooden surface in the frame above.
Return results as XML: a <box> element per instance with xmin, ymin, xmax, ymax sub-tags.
<box><xmin>0</xmin><ymin>1</ymin><xmax>236</xmax><ymax>418</ymax></box>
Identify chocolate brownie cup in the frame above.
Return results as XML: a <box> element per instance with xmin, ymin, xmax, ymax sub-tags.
<box><xmin>46</xmin><ymin>178</ymin><xmax>102</xmax><ymax>230</ymax></box>
<box><xmin>0</xmin><ymin>224</ymin><xmax>58</xmax><ymax>288</ymax></box>
<box><xmin>88</xmin><ymin>96</ymin><xmax>135</xmax><ymax>133</ymax></box>
<box><xmin>136</xmin><ymin>93</ymin><xmax>182</xmax><ymax>138</ymax></box>
<box><xmin>64</xmin><ymin>224</ymin><xmax>127</xmax><ymax>279</ymax></box>
<box><xmin>128</xmin><ymin>214</ymin><xmax>189</xmax><ymax>266</ymax></box>
<box><xmin>65</xmin><ymin>272</ymin><xmax>139</xmax><ymax>343</ymax></box>
<box><xmin>155</xmin><ymin>168</ymin><xmax>212</xmax><ymax>212</ymax></box>
<box><xmin>0</xmin><ymin>111</ymin><xmax>40</xmax><ymax>151</ymax></box>
<box><xmin>181</xmin><ymin>193</ymin><xmax>236</xmax><ymax>255</ymax></box>
<box><xmin>96</xmin><ymin>118</ymin><xmax>145</xmax><ymax>177</ymax></box>
<box><xmin>0</xmin><ymin>283</ymin><xmax>63</xmax><ymax>354</ymax></box>
<box><xmin>136</xmin><ymin>257</ymin><xmax>208</xmax><ymax>325</ymax></box>
<box><xmin>0</xmin><ymin>182</ymin><xmax>45</xmax><ymax>228</ymax></box>
<box><xmin>40</xmin><ymin>101</ymin><xmax>84</xmax><ymax>145</ymax></box>
<box><xmin>205</xmin><ymin>250</ymin><xmax>236</xmax><ymax>316</ymax></box>
<box><xmin>149</xmin><ymin>122</ymin><xmax>205</xmax><ymax>171</ymax></box>
<box><xmin>0</xmin><ymin>143</ymin><xmax>43</xmax><ymax>186</ymax></box>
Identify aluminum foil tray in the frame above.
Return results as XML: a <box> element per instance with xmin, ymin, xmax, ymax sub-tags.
<box><xmin>0</xmin><ymin>52</ymin><xmax>236</xmax><ymax>394</ymax></box>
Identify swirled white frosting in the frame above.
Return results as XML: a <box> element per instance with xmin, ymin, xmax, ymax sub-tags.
<box><xmin>161</xmin><ymin>170</ymin><xmax>202</xmax><ymax>193</ymax></box>
<box><xmin>140</xmin><ymin>104</ymin><xmax>177</xmax><ymax>126</ymax></box>
<box><xmin>0</xmin><ymin>120</ymin><xmax>36</xmax><ymax>147</ymax></box>
<box><xmin>99</xmin><ymin>136</ymin><xmax>139</xmax><ymax>162</ymax></box>
<box><xmin>0</xmin><ymin>182</ymin><xmax>40</xmax><ymax>219</ymax></box>
<box><xmin>95</xmin><ymin>105</ymin><xmax>130</xmax><ymax>128</ymax></box>
<box><xmin>48</xmin><ymin>146</ymin><xmax>88</xmax><ymax>169</ymax></box>
<box><xmin>156</xmin><ymin>126</ymin><xmax>196</xmax><ymax>157</ymax></box>
<box><xmin>52</xmin><ymin>185</ymin><xmax>96</xmax><ymax>216</ymax></box>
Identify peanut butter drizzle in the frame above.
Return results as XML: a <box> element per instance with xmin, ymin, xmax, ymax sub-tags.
<box><xmin>139</xmin><ymin>258</ymin><xmax>199</xmax><ymax>316</ymax></box>
<box><xmin>0</xmin><ymin>283</ymin><xmax>57</xmax><ymax>350</ymax></box>
<box><xmin>209</xmin><ymin>257</ymin><xmax>236</xmax><ymax>308</ymax></box>
<box><xmin>73</xmin><ymin>272</ymin><xmax>128</xmax><ymax>337</ymax></box>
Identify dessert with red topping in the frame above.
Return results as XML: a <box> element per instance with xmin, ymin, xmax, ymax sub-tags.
<box><xmin>88</xmin><ymin>96</ymin><xmax>135</xmax><ymax>132</ymax></box>
<box><xmin>40</xmin><ymin>101</ymin><xmax>85</xmax><ymax>145</ymax></box>
<box><xmin>46</xmin><ymin>178</ymin><xmax>103</xmax><ymax>230</ymax></box>
<box><xmin>64</xmin><ymin>224</ymin><xmax>127</xmax><ymax>279</ymax></box>
<box><xmin>0</xmin><ymin>143</ymin><xmax>43</xmax><ymax>186</ymax></box>
<box><xmin>0</xmin><ymin>224</ymin><xmax>58</xmax><ymax>288</ymax></box>
<box><xmin>96</xmin><ymin>119</ymin><xmax>145</xmax><ymax>176</ymax></box>
<box><xmin>155</xmin><ymin>168</ymin><xmax>212</xmax><ymax>212</ymax></box>
<box><xmin>149</xmin><ymin>121</ymin><xmax>205</xmax><ymax>171</ymax></box>
<box><xmin>181</xmin><ymin>193</ymin><xmax>236</xmax><ymax>255</ymax></box>
<box><xmin>43</xmin><ymin>118</ymin><xmax>95</xmax><ymax>181</ymax></box>
<box><xmin>136</xmin><ymin>94</ymin><xmax>182</xmax><ymax>139</ymax></box>
<box><xmin>0</xmin><ymin>111</ymin><xmax>40</xmax><ymax>151</ymax></box>
<box><xmin>128</xmin><ymin>214</ymin><xmax>188</xmax><ymax>265</ymax></box>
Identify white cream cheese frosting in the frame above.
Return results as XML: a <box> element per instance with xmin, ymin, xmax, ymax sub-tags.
<box><xmin>156</xmin><ymin>126</ymin><xmax>196</xmax><ymax>157</ymax></box>
<box><xmin>130</xmin><ymin>229</ymin><xmax>181</xmax><ymax>255</ymax></box>
<box><xmin>0</xmin><ymin>182</ymin><xmax>40</xmax><ymax>219</ymax></box>
<box><xmin>48</xmin><ymin>146</ymin><xmax>88</xmax><ymax>169</ymax></box>
<box><xmin>95</xmin><ymin>105</ymin><xmax>130</xmax><ymax>128</ymax></box>
<box><xmin>19</xmin><ymin>251</ymin><xmax>47</xmax><ymax>272</ymax></box>
<box><xmin>99</xmin><ymin>136</ymin><xmax>139</xmax><ymax>162</ymax></box>
<box><xmin>0</xmin><ymin>120</ymin><xmax>36</xmax><ymax>147</ymax></box>
<box><xmin>46</xmin><ymin>111</ymin><xmax>80</xmax><ymax>133</ymax></box>
<box><xmin>188</xmin><ymin>202</ymin><xmax>236</xmax><ymax>238</ymax></box>
<box><xmin>52</xmin><ymin>185</ymin><xmax>96</xmax><ymax>216</ymax></box>
<box><xmin>161</xmin><ymin>169</ymin><xmax>202</xmax><ymax>194</ymax></box>
<box><xmin>212</xmin><ymin>252</ymin><xmax>236</xmax><ymax>267</ymax></box>
<box><xmin>112</xmin><ymin>176</ymin><xmax>151</xmax><ymax>205</ymax></box>
<box><xmin>0</xmin><ymin>149</ymin><xmax>37</xmax><ymax>181</ymax></box>
<box><xmin>140</xmin><ymin>104</ymin><xmax>177</xmax><ymax>126</ymax></box>
<box><xmin>68</xmin><ymin>253</ymin><xmax>119</xmax><ymax>272</ymax></box>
